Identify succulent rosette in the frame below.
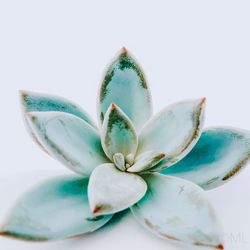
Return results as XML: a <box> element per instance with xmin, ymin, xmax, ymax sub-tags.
<box><xmin>1</xmin><ymin>48</ymin><xmax>250</xmax><ymax>249</ymax></box>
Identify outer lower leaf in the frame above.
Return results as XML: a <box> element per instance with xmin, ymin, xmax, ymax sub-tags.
<box><xmin>101</xmin><ymin>103</ymin><xmax>138</xmax><ymax>161</ymax></box>
<box><xmin>98</xmin><ymin>48</ymin><xmax>152</xmax><ymax>131</ymax></box>
<box><xmin>88</xmin><ymin>164</ymin><xmax>147</xmax><ymax>215</ymax></box>
<box><xmin>26</xmin><ymin>111</ymin><xmax>109</xmax><ymax>176</ymax></box>
<box><xmin>161</xmin><ymin>127</ymin><xmax>250</xmax><ymax>190</ymax></box>
<box><xmin>138</xmin><ymin>98</ymin><xmax>206</xmax><ymax>170</ymax></box>
<box><xmin>20</xmin><ymin>91</ymin><xmax>97</xmax><ymax>153</ymax></box>
<box><xmin>0</xmin><ymin>176</ymin><xmax>112</xmax><ymax>241</ymax></box>
<box><xmin>131</xmin><ymin>174</ymin><xmax>223</xmax><ymax>249</ymax></box>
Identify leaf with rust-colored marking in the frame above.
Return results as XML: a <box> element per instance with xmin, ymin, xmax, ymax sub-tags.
<box><xmin>131</xmin><ymin>173</ymin><xmax>223</xmax><ymax>249</ymax></box>
<box><xmin>26</xmin><ymin>111</ymin><xmax>109</xmax><ymax>176</ymax></box>
<box><xmin>88</xmin><ymin>164</ymin><xmax>147</xmax><ymax>215</ymax></box>
<box><xmin>138</xmin><ymin>98</ymin><xmax>206</xmax><ymax>171</ymax></box>
<box><xmin>162</xmin><ymin>127</ymin><xmax>250</xmax><ymax>190</ymax></box>
<box><xmin>0</xmin><ymin>176</ymin><xmax>112</xmax><ymax>241</ymax></box>
<box><xmin>98</xmin><ymin>48</ymin><xmax>152</xmax><ymax>130</ymax></box>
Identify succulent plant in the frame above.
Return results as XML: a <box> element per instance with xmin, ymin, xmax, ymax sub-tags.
<box><xmin>1</xmin><ymin>48</ymin><xmax>250</xmax><ymax>249</ymax></box>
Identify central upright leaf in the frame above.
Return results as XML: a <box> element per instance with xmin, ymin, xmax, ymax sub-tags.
<box><xmin>101</xmin><ymin>103</ymin><xmax>138</xmax><ymax>161</ymax></box>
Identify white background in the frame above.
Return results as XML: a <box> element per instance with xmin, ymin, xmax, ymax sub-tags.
<box><xmin>0</xmin><ymin>1</ymin><xmax>250</xmax><ymax>249</ymax></box>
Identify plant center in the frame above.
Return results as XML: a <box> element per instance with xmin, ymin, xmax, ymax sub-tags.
<box><xmin>113</xmin><ymin>153</ymin><xmax>134</xmax><ymax>171</ymax></box>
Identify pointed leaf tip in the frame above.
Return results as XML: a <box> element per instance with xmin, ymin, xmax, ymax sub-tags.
<box><xmin>19</xmin><ymin>89</ymin><xmax>27</xmax><ymax>100</ymax></box>
<box><xmin>92</xmin><ymin>205</ymin><xmax>103</xmax><ymax>215</ymax></box>
<box><xmin>194</xmin><ymin>242</ymin><xmax>224</xmax><ymax>249</ymax></box>
<box><xmin>111</xmin><ymin>102</ymin><xmax>116</xmax><ymax>109</ymax></box>
<box><xmin>159</xmin><ymin>153</ymin><xmax>166</xmax><ymax>158</ymax></box>
<box><xmin>121</xmin><ymin>47</ymin><xmax>128</xmax><ymax>54</ymax></box>
<box><xmin>216</xmin><ymin>244</ymin><xmax>224</xmax><ymax>250</ymax></box>
<box><xmin>200</xmin><ymin>97</ymin><xmax>206</xmax><ymax>104</ymax></box>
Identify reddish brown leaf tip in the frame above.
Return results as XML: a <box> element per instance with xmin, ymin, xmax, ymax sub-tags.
<box><xmin>111</xmin><ymin>103</ymin><xmax>116</xmax><ymax>109</ymax></box>
<box><xmin>0</xmin><ymin>231</ymin><xmax>5</xmax><ymax>236</ymax></box>
<box><xmin>159</xmin><ymin>153</ymin><xmax>166</xmax><ymax>158</ymax></box>
<box><xmin>200</xmin><ymin>97</ymin><xmax>206</xmax><ymax>105</ymax></box>
<box><xmin>121</xmin><ymin>47</ymin><xmax>128</xmax><ymax>54</ymax></box>
<box><xmin>19</xmin><ymin>90</ymin><xmax>26</xmax><ymax>98</ymax></box>
<box><xmin>216</xmin><ymin>244</ymin><xmax>224</xmax><ymax>250</ymax></box>
<box><xmin>92</xmin><ymin>206</ymin><xmax>102</xmax><ymax>214</ymax></box>
<box><xmin>19</xmin><ymin>90</ymin><xmax>28</xmax><ymax>105</ymax></box>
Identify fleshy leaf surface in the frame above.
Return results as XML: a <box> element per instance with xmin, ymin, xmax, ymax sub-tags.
<box><xmin>131</xmin><ymin>173</ymin><xmax>223</xmax><ymax>249</ymax></box>
<box><xmin>26</xmin><ymin>111</ymin><xmax>109</xmax><ymax>176</ymax></box>
<box><xmin>101</xmin><ymin>103</ymin><xmax>138</xmax><ymax>161</ymax></box>
<box><xmin>127</xmin><ymin>151</ymin><xmax>166</xmax><ymax>173</ymax></box>
<box><xmin>20</xmin><ymin>91</ymin><xmax>97</xmax><ymax>154</ymax></box>
<box><xmin>88</xmin><ymin>164</ymin><xmax>147</xmax><ymax>215</ymax></box>
<box><xmin>138</xmin><ymin>98</ymin><xmax>205</xmax><ymax>170</ymax></box>
<box><xmin>20</xmin><ymin>90</ymin><xmax>97</xmax><ymax>127</ymax></box>
<box><xmin>161</xmin><ymin>127</ymin><xmax>250</xmax><ymax>190</ymax></box>
<box><xmin>0</xmin><ymin>176</ymin><xmax>112</xmax><ymax>241</ymax></box>
<box><xmin>98</xmin><ymin>48</ymin><xmax>152</xmax><ymax>130</ymax></box>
